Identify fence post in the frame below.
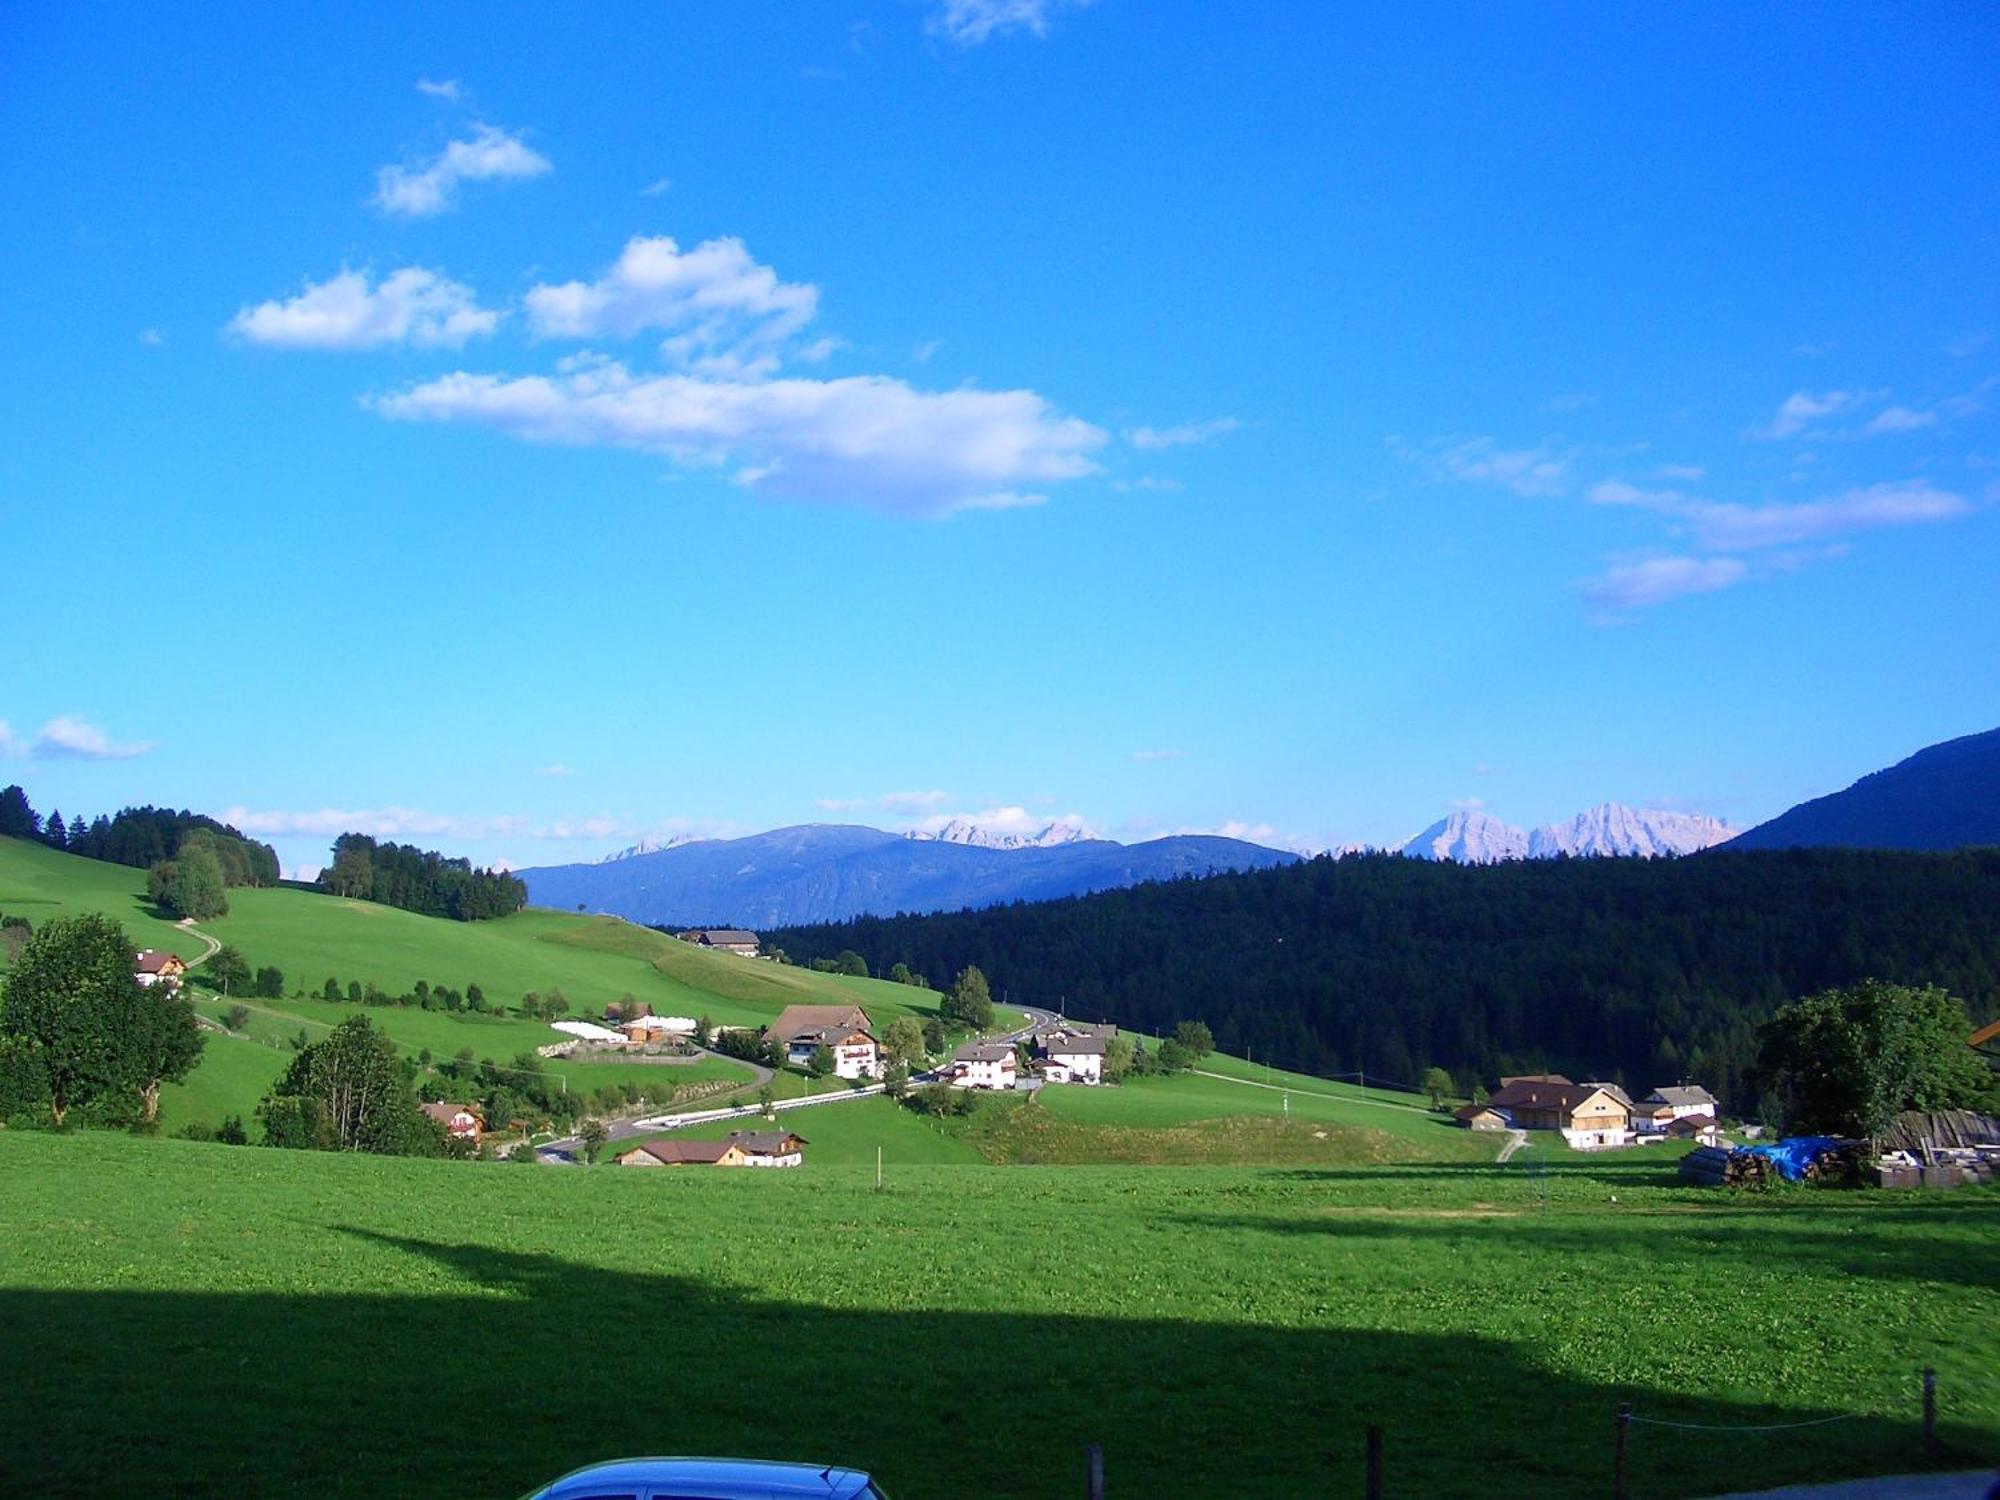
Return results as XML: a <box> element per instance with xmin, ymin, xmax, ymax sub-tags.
<box><xmin>1614</xmin><ymin>1403</ymin><xmax>1631</xmax><ymax>1500</ymax></box>
<box><xmin>1364</xmin><ymin>1423</ymin><xmax>1383</xmax><ymax>1500</ymax></box>
<box><xmin>1084</xmin><ymin>1441</ymin><xmax>1103</xmax><ymax>1500</ymax></box>
<box><xmin>1922</xmin><ymin>1367</ymin><xmax>1937</xmax><ymax>1463</ymax></box>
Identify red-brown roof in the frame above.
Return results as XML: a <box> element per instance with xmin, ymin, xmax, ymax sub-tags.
<box><xmin>134</xmin><ymin>950</ymin><xmax>184</xmax><ymax>973</ymax></box>
<box><xmin>421</xmin><ymin>1101</ymin><xmax>481</xmax><ymax>1126</ymax></box>
<box><xmin>623</xmin><ymin>1139</ymin><xmax>735</xmax><ymax>1165</ymax></box>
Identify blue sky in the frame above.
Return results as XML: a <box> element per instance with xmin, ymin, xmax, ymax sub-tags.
<box><xmin>4</xmin><ymin>1</ymin><xmax>1997</xmax><ymax>875</ymax></box>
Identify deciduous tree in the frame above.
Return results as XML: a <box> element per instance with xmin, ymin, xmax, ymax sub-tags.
<box><xmin>0</xmin><ymin>913</ymin><xmax>147</xmax><ymax>1125</ymax></box>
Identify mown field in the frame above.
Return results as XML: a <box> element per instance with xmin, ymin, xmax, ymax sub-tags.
<box><xmin>1</xmin><ymin>1130</ymin><xmax>1993</xmax><ymax>1500</ymax></box>
<box><xmin>0</xmin><ymin>835</ymin><xmax>963</xmax><ymax>1131</ymax></box>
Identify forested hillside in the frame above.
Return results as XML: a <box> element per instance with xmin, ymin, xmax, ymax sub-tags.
<box><xmin>772</xmin><ymin>848</ymin><xmax>2000</xmax><ymax>1114</ymax></box>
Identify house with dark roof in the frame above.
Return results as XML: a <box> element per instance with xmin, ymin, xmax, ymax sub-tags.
<box><xmin>420</xmin><ymin>1101</ymin><xmax>484</xmax><ymax>1142</ymax></box>
<box><xmin>948</xmin><ymin>1040</ymin><xmax>1018</xmax><ymax>1091</ymax></box>
<box><xmin>679</xmin><ymin>929</ymin><xmax>761</xmax><ymax>957</ymax></box>
<box><xmin>1485</xmin><ymin>1078</ymin><xmax>1633</xmax><ymax>1149</ymax></box>
<box><xmin>765</xmin><ymin>1004</ymin><xmax>880</xmax><ymax>1079</ymax></box>
<box><xmin>1454</xmin><ymin>1103</ymin><xmax>1510</xmax><ymax>1131</ymax></box>
<box><xmin>133</xmin><ymin>949</ymin><xmax>187</xmax><ymax>988</ymax></box>
<box><xmin>725</xmin><ymin>1128</ymin><xmax>807</xmax><ymax>1167</ymax></box>
<box><xmin>1036</xmin><ymin>1031</ymin><xmax>1107</xmax><ymax>1085</ymax></box>
<box><xmin>1643</xmin><ymin>1084</ymin><xmax>1721</xmax><ymax>1122</ymax></box>
<box><xmin>617</xmin><ymin>1138</ymin><xmax>749</xmax><ymax>1168</ymax></box>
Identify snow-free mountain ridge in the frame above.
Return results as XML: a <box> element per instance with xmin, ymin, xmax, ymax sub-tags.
<box><xmin>1728</xmin><ymin>726</ymin><xmax>2000</xmax><ymax>852</ymax></box>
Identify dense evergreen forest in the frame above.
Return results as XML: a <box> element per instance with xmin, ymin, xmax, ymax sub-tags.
<box><xmin>318</xmin><ymin>833</ymin><xmax>526</xmax><ymax>921</ymax></box>
<box><xmin>0</xmin><ymin>785</ymin><xmax>279</xmax><ymax>887</ymax></box>
<box><xmin>771</xmin><ymin>848</ymin><xmax>2000</xmax><ymax>1115</ymax></box>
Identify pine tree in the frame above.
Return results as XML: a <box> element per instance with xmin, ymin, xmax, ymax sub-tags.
<box><xmin>44</xmin><ymin>810</ymin><xmax>67</xmax><ymax>849</ymax></box>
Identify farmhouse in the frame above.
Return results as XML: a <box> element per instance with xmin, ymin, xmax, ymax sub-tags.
<box><xmin>765</xmin><ymin>1004</ymin><xmax>881</xmax><ymax>1079</ymax></box>
<box><xmin>617</xmin><ymin>1139</ymin><xmax>749</xmax><ymax>1168</ymax></box>
<box><xmin>679</xmin><ymin>929</ymin><xmax>761</xmax><ymax>957</ymax></box>
<box><xmin>725</xmin><ymin>1129</ymin><xmax>808</xmax><ymax>1167</ymax></box>
<box><xmin>1453</xmin><ymin>1103</ymin><xmax>1510</xmax><ymax>1131</ymax></box>
<box><xmin>1666</xmin><ymin>1113</ymin><xmax>1722</xmax><ymax>1146</ymax></box>
<box><xmin>421</xmin><ymin>1102</ymin><xmax>483</xmax><ymax>1142</ymax></box>
<box><xmin>1037</xmin><ymin>1032</ymin><xmax>1106</xmax><ymax>1084</ymax></box>
<box><xmin>949</xmin><ymin>1041</ymin><xmax>1019</xmax><ymax>1091</ymax></box>
<box><xmin>133</xmin><ymin>950</ymin><xmax>186</xmax><ymax>988</ymax></box>
<box><xmin>1643</xmin><ymin>1084</ymin><xmax>1720</xmax><ymax>1121</ymax></box>
<box><xmin>1485</xmin><ymin>1078</ymin><xmax>1634</xmax><ymax>1149</ymax></box>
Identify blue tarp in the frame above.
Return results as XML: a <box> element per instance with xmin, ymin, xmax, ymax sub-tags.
<box><xmin>1734</xmin><ymin>1136</ymin><xmax>1847</xmax><ymax>1182</ymax></box>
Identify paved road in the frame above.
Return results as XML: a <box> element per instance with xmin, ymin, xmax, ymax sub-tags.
<box><xmin>540</xmin><ymin>1006</ymin><xmax>1059</xmax><ymax>1161</ymax></box>
<box><xmin>1496</xmin><ymin>1127</ymin><xmax>1529</xmax><ymax>1164</ymax></box>
<box><xmin>176</xmin><ymin>918</ymin><xmax>222</xmax><ymax>969</ymax></box>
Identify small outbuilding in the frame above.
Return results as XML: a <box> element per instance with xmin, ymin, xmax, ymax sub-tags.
<box><xmin>1453</xmin><ymin>1104</ymin><xmax>1510</xmax><ymax>1131</ymax></box>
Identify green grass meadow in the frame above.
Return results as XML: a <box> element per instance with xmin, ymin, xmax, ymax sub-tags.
<box><xmin>0</xmin><ymin>835</ymin><xmax>956</xmax><ymax>1127</ymax></box>
<box><xmin>1</xmin><ymin>1130</ymin><xmax>1993</xmax><ymax>1500</ymax></box>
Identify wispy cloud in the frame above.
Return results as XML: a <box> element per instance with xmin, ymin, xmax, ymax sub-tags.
<box><xmin>534</xmin><ymin>763</ymin><xmax>573</xmax><ymax>778</ymax></box>
<box><xmin>0</xmin><ymin>721</ymin><xmax>20</xmax><ymax>758</ymax></box>
<box><xmin>524</xmin><ymin>234</ymin><xmax>819</xmax><ymax>377</ymax></box>
<box><xmin>1864</xmin><ymin>405</ymin><xmax>1936</xmax><ymax>435</ymax></box>
<box><xmin>1396</xmin><ymin>434</ymin><xmax>1571</xmax><ymax>497</ymax></box>
<box><xmin>374</xmin><ymin>123</ymin><xmax>550</xmax><ymax>218</ymax></box>
<box><xmin>31</xmin><ymin>715</ymin><xmax>155</xmax><ymax>761</ymax></box>
<box><xmin>640</xmin><ymin>176</ymin><xmax>672</xmax><ymax>197</ymax></box>
<box><xmin>229</xmin><ymin>268</ymin><xmax>501</xmax><ymax>350</ymax></box>
<box><xmin>138</xmin><ymin>327</ymin><xmax>164</xmax><ymax>346</ymax></box>
<box><xmin>1131</xmin><ymin>748</ymin><xmax>1184</xmax><ymax>762</ymax></box>
<box><xmin>414</xmin><ymin>77</ymin><xmax>463</xmax><ymax>103</ymax></box>
<box><xmin>372</xmin><ymin>360</ymin><xmax>1104</xmax><ymax>517</ymax></box>
<box><xmin>1752</xmin><ymin>388</ymin><xmax>1883</xmax><ymax>440</ymax></box>
<box><xmin>926</xmin><ymin>0</ymin><xmax>1086</xmax><ymax>45</ymax></box>
<box><xmin>1542</xmin><ymin>392</ymin><xmax>1596</xmax><ymax>413</ymax></box>
<box><xmin>1584</xmin><ymin>555</ymin><xmax>1748</xmax><ymax>613</ymax></box>
<box><xmin>219</xmin><ymin>804</ymin><xmax>634</xmax><ymax>842</ymax></box>
<box><xmin>1126</xmin><ymin>416</ymin><xmax>1241</xmax><ymax>450</ymax></box>
<box><xmin>1589</xmin><ymin>477</ymin><xmax>1969</xmax><ymax>552</ymax></box>
<box><xmin>1946</xmin><ymin>332</ymin><xmax>1990</xmax><ymax>359</ymax></box>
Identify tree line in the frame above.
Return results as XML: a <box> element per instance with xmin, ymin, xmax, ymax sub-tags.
<box><xmin>769</xmin><ymin>847</ymin><xmax>2000</xmax><ymax>1117</ymax></box>
<box><xmin>2</xmin><ymin>785</ymin><xmax>279</xmax><ymax>888</ymax></box>
<box><xmin>318</xmin><ymin>833</ymin><xmax>526</xmax><ymax>922</ymax></box>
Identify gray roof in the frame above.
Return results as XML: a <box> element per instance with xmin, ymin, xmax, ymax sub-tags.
<box><xmin>694</xmin><ymin>929</ymin><xmax>759</xmax><ymax>945</ymax></box>
<box><xmin>1647</xmin><ymin>1084</ymin><xmax>1718</xmax><ymax>1107</ymax></box>
<box><xmin>1043</xmin><ymin>1035</ymin><xmax>1107</xmax><ymax>1056</ymax></box>
<box><xmin>953</xmin><ymin>1041</ymin><xmax>1016</xmax><ymax>1063</ymax></box>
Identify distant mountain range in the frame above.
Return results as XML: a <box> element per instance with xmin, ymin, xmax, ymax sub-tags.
<box><xmin>520</xmin><ymin>824</ymin><xmax>1300</xmax><ymax>928</ymax></box>
<box><xmin>1396</xmin><ymin>803</ymin><xmax>1741</xmax><ymax>864</ymax></box>
<box><xmin>1729</xmin><ymin>726</ymin><xmax>2000</xmax><ymax>851</ymax></box>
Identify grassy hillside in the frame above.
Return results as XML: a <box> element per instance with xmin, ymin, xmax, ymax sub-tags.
<box><xmin>0</xmin><ymin>836</ymin><xmax>955</xmax><ymax>1130</ymax></box>
<box><xmin>2</xmin><ymin>1130</ymin><xmax>1993</xmax><ymax>1499</ymax></box>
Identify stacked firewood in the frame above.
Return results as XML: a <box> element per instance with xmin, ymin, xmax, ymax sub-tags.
<box><xmin>1679</xmin><ymin>1146</ymin><xmax>1770</xmax><ymax>1186</ymax></box>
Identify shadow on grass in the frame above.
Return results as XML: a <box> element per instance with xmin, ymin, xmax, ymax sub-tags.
<box><xmin>1168</xmin><ymin>1200</ymin><xmax>2000</xmax><ymax>1295</ymax></box>
<box><xmin>0</xmin><ymin>1230</ymin><xmax>1961</xmax><ymax>1500</ymax></box>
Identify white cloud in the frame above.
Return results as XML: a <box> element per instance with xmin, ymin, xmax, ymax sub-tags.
<box><xmin>534</xmin><ymin>763</ymin><xmax>573</xmax><ymax>778</ymax></box>
<box><xmin>1584</xmin><ymin>556</ymin><xmax>1748</xmax><ymax>612</ymax></box>
<box><xmin>32</xmin><ymin>715</ymin><xmax>154</xmax><ymax>760</ymax></box>
<box><xmin>524</xmin><ymin>235</ymin><xmax>819</xmax><ymax>375</ymax></box>
<box><xmin>0</xmin><ymin>720</ymin><xmax>20</xmax><ymax>757</ymax></box>
<box><xmin>1543</xmin><ymin>392</ymin><xmax>1596</xmax><ymax>413</ymax></box>
<box><xmin>229</xmin><ymin>268</ymin><xmax>501</xmax><ymax>350</ymax></box>
<box><xmin>1589</xmin><ymin>477</ymin><xmax>1969</xmax><ymax>552</ymax></box>
<box><xmin>1126</xmin><ymin>416</ymin><xmax>1241</xmax><ymax>450</ymax></box>
<box><xmin>1946</xmin><ymin>332</ymin><xmax>1990</xmax><ymax>359</ymax></box>
<box><xmin>138</xmin><ymin>327</ymin><xmax>164</xmax><ymax>346</ymax></box>
<box><xmin>1398</xmin><ymin>435</ymin><xmax>1570</xmax><ymax>497</ymax></box>
<box><xmin>1109</xmin><ymin>476</ymin><xmax>1183</xmax><ymax>494</ymax></box>
<box><xmin>1753</xmin><ymin>388</ymin><xmax>1882</xmax><ymax>440</ymax></box>
<box><xmin>910</xmin><ymin>805</ymin><xmax>1092</xmax><ymax>838</ymax></box>
<box><xmin>1131</xmin><ymin>748</ymin><xmax>1184</xmax><ymax>762</ymax></box>
<box><xmin>1863</xmin><ymin>406</ymin><xmax>1937</xmax><ymax>435</ymax></box>
<box><xmin>1657</xmin><ymin>463</ymin><xmax>1705</xmax><ymax>481</ymax></box>
<box><xmin>927</xmin><ymin>0</ymin><xmax>1085</xmax><ymax>45</ymax></box>
<box><xmin>415</xmin><ymin>77</ymin><xmax>463</xmax><ymax>102</ymax></box>
<box><xmin>912</xmin><ymin>339</ymin><xmax>942</xmax><ymax>365</ymax></box>
<box><xmin>640</xmin><ymin>177</ymin><xmax>672</xmax><ymax>197</ymax></box>
<box><xmin>374</xmin><ymin>123</ymin><xmax>551</xmax><ymax>218</ymax></box>
<box><xmin>372</xmin><ymin>360</ymin><xmax>1105</xmax><ymax>516</ymax></box>
<box><xmin>219</xmin><ymin>804</ymin><xmax>635</xmax><ymax>842</ymax></box>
